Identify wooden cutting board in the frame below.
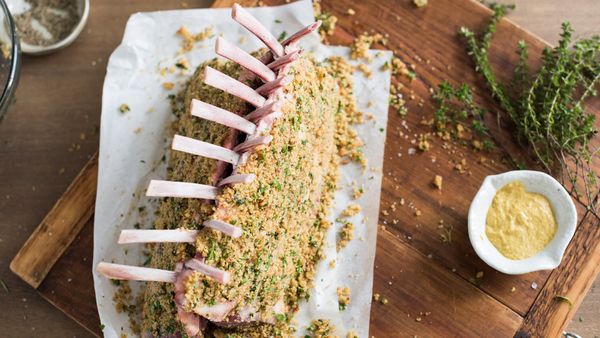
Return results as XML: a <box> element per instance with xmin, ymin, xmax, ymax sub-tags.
<box><xmin>10</xmin><ymin>0</ymin><xmax>600</xmax><ymax>337</ymax></box>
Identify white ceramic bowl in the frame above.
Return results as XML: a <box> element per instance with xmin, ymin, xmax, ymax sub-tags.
<box><xmin>468</xmin><ymin>170</ymin><xmax>577</xmax><ymax>275</ymax></box>
<box><xmin>10</xmin><ymin>0</ymin><xmax>90</xmax><ymax>55</ymax></box>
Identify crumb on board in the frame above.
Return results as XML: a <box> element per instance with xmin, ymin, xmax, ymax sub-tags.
<box><xmin>313</xmin><ymin>1</ymin><xmax>338</xmax><ymax>41</ymax></box>
<box><xmin>119</xmin><ymin>103</ymin><xmax>130</xmax><ymax>114</ymax></box>
<box><xmin>390</xmin><ymin>83</ymin><xmax>408</xmax><ymax>116</ymax></box>
<box><xmin>439</xmin><ymin>223</ymin><xmax>453</xmax><ymax>243</ymax></box>
<box><xmin>346</xmin><ymin>8</ymin><xmax>356</xmax><ymax>16</ymax></box>
<box><xmin>382</xmin><ymin>55</ymin><xmax>416</xmax><ymax>82</ymax></box>
<box><xmin>341</xmin><ymin>204</ymin><xmax>361</xmax><ymax>217</ymax></box>
<box><xmin>414</xmin><ymin>0</ymin><xmax>428</xmax><ymax>7</ymax></box>
<box><xmin>418</xmin><ymin>134</ymin><xmax>431</xmax><ymax>151</ymax></box>
<box><xmin>337</xmin><ymin>286</ymin><xmax>351</xmax><ymax>310</ymax></box>
<box><xmin>373</xmin><ymin>293</ymin><xmax>380</xmax><ymax>302</ymax></box>
<box><xmin>432</xmin><ymin>175</ymin><xmax>442</xmax><ymax>190</ymax></box>
<box><xmin>350</xmin><ymin>32</ymin><xmax>386</xmax><ymax>61</ymax></box>
<box><xmin>476</xmin><ymin>271</ymin><xmax>484</xmax><ymax>279</ymax></box>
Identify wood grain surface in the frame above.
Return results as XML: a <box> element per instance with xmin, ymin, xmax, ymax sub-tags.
<box><xmin>10</xmin><ymin>153</ymin><xmax>97</xmax><ymax>288</ymax></box>
<box><xmin>1</xmin><ymin>0</ymin><xmax>599</xmax><ymax>337</ymax></box>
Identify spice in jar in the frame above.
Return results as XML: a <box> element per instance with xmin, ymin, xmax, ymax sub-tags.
<box><xmin>11</xmin><ymin>0</ymin><xmax>80</xmax><ymax>46</ymax></box>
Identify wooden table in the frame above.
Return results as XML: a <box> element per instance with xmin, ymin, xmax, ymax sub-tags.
<box><xmin>0</xmin><ymin>0</ymin><xmax>598</xmax><ymax>336</ymax></box>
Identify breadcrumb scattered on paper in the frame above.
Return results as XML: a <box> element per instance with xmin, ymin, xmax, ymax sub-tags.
<box><xmin>119</xmin><ymin>103</ymin><xmax>130</xmax><ymax>114</ymax></box>
<box><xmin>305</xmin><ymin>319</ymin><xmax>337</xmax><ymax>338</ymax></box>
<box><xmin>176</xmin><ymin>25</ymin><xmax>214</xmax><ymax>52</ymax></box>
<box><xmin>352</xmin><ymin>186</ymin><xmax>364</xmax><ymax>199</ymax></box>
<box><xmin>337</xmin><ymin>286</ymin><xmax>350</xmax><ymax>310</ymax></box>
<box><xmin>337</xmin><ymin>220</ymin><xmax>354</xmax><ymax>251</ymax></box>
<box><xmin>341</xmin><ymin>204</ymin><xmax>361</xmax><ymax>217</ymax></box>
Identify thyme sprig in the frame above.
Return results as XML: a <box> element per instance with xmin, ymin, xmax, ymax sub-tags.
<box><xmin>432</xmin><ymin>81</ymin><xmax>494</xmax><ymax>150</ymax></box>
<box><xmin>458</xmin><ymin>4</ymin><xmax>600</xmax><ymax>213</ymax></box>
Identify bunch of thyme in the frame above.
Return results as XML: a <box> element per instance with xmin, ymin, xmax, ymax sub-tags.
<box><xmin>458</xmin><ymin>4</ymin><xmax>600</xmax><ymax>213</ymax></box>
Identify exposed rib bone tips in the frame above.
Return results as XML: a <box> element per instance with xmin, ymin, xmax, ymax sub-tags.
<box><xmin>191</xmin><ymin>99</ymin><xmax>257</xmax><ymax>135</ymax></box>
<box><xmin>147</xmin><ymin>180</ymin><xmax>219</xmax><ymax>199</ymax></box>
<box><xmin>203</xmin><ymin>219</ymin><xmax>243</xmax><ymax>238</ymax></box>
<box><xmin>172</xmin><ymin>134</ymin><xmax>240</xmax><ymax>164</ymax></box>
<box><xmin>255</xmin><ymin>75</ymin><xmax>292</xmax><ymax>96</ymax></box>
<box><xmin>185</xmin><ymin>257</ymin><xmax>231</xmax><ymax>284</ymax></box>
<box><xmin>204</xmin><ymin>66</ymin><xmax>266</xmax><ymax>107</ymax></box>
<box><xmin>97</xmin><ymin>262</ymin><xmax>177</xmax><ymax>283</ymax></box>
<box><xmin>218</xmin><ymin>173</ymin><xmax>256</xmax><ymax>186</ymax></box>
<box><xmin>118</xmin><ymin>229</ymin><xmax>199</xmax><ymax>244</ymax></box>
<box><xmin>267</xmin><ymin>50</ymin><xmax>301</xmax><ymax>70</ymax></box>
<box><xmin>97</xmin><ymin>261</ymin><xmax>231</xmax><ymax>285</ymax></box>
<box><xmin>215</xmin><ymin>37</ymin><xmax>276</xmax><ymax>82</ymax></box>
<box><xmin>231</xmin><ymin>4</ymin><xmax>284</xmax><ymax>58</ymax></box>
<box><xmin>245</xmin><ymin>101</ymin><xmax>280</xmax><ymax>121</ymax></box>
<box><xmin>233</xmin><ymin>135</ymin><xmax>273</xmax><ymax>153</ymax></box>
<box><xmin>282</xmin><ymin>21</ymin><xmax>321</xmax><ymax>46</ymax></box>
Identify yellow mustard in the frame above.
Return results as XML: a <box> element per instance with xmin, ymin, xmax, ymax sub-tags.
<box><xmin>485</xmin><ymin>181</ymin><xmax>557</xmax><ymax>260</ymax></box>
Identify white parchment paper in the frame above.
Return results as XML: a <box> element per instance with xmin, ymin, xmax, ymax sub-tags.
<box><xmin>93</xmin><ymin>1</ymin><xmax>391</xmax><ymax>337</ymax></box>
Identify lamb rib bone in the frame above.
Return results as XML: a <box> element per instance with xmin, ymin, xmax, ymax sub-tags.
<box><xmin>217</xmin><ymin>173</ymin><xmax>256</xmax><ymax>186</ymax></box>
<box><xmin>146</xmin><ymin>180</ymin><xmax>218</xmax><ymax>199</ymax></box>
<box><xmin>118</xmin><ymin>229</ymin><xmax>198</xmax><ymax>244</ymax></box>
<box><xmin>281</xmin><ymin>21</ymin><xmax>321</xmax><ymax>47</ymax></box>
<box><xmin>203</xmin><ymin>219</ymin><xmax>243</xmax><ymax>238</ymax></box>
<box><xmin>97</xmin><ymin>260</ymin><xmax>230</xmax><ymax>284</ymax></box>
<box><xmin>231</xmin><ymin>4</ymin><xmax>284</xmax><ymax>58</ymax></box>
<box><xmin>184</xmin><ymin>257</ymin><xmax>231</xmax><ymax>284</ymax></box>
<box><xmin>204</xmin><ymin>66</ymin><xmax>266</xmax><ymax>107</ymax></box>
<box><xmin>191</xmin><ymin>99</ymin><xmax>257</xmax><ymax>135</ymax></box>
<box><xmin>215</xmin><ymin>37</ymin><xmax>275</xmax><ymax>82</ymax></box>
<box><xmin>172</xmin><ymin>134</ymin><xmax>240</xmax><ymax>164</ymax></box>
<box><xmin>97</xmin><ymin>262</ymin><xmax>176</xmax><ymax>283</ymax></box>
<box><xmin>233</xmin><ymin>135</ymin><xmax>273</xmax><ymax>153</ymax></box>
<box><xmin>245</xmin><ymin>100</ymin><xmax>281</xmax><ymax>122</ymax></box>
<box><xmin>255</xmin><ymin>75</ymin><xmax>292</xmax><ymax>96</ymax></box>
<box><xmin>117</xmin><ymin>220</ymin><xmax>241</xmax><ymax>242</ymax></box>
<box><xmin>267</xmin><ymin>50</ymin><xmax>301</xmax><ymax>70</ymax></box>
